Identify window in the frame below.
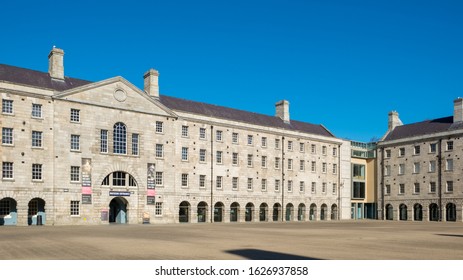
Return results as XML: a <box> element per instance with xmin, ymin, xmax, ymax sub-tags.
<box><xmin>399</xmin><ymin>148</ymin><xmax>405</xmax><ymax>157</ymax></box>
<box><xmin>429</xmin><ymin>143</ymin><xmax>437</xmax><ymax>153</ymax></box>
<box><xmin>300</xmin><ymin>143</ymin><xmax>305</xmax><ymax>153</ymax></box>
<box><xmin>71</xmin><ymin>135</ymin><xmax>80</xmax><ymax>151</ymax></box>
<box><xmin>261</xmin><ymin>179</ymin><xmax>267</xmax><ymax>191</ymax></box>
<box><xmin>232</xmin><ymin>152</ymin><xmax>238</xmax><ymax>165</ymax></box>
<box><xmin>275</xmin><ymin>157</ymin><xmax>280</xmax><ymax>169</ymax></box>
<box><xmin>232</xmin><ymin>132</ymin><xmax>238</xmax><ymax>144</ymax></box>
<box><xmin>322</xmin><ymin>162</ymin><xmax>327</xmax><ymax>173</ymax></box>
<box><xmin>112</xmin><ymin>171</ymin><xmax>126</xmax><ymax>186</ymax></box>
<box><xmin>232</xmin><ymin>177</ymin><xmax>238</xmax><ymax>190</ymax></box>
<box><xmin>199</xmin><ymin>128</ymin><xmax>206</xmax><ymax>139</ymax></box>
<box><xmin>311</xmin><ymin>161</ymin><xmax>316</xmax><ymax>172</ymax></box>
<box><xmin>216</xmin><ymin>130</ymin><xmax>223</xmax><ymax>141</ymax></box>
<box><xmin>300</xmin><ymin>160</ymin><xmax>305</xmax><ymax>171</ymax></box>
<box><xmin>247</xmin><ymin>178</ymin><xmax>253</xmax><ymax>191</ymax></box>
<box><xmin>429</xmin><ymin>161</ymin><xmax>436</xmax><ymax>172</ymax></box>
<box><xmin>32</xmin><ymin>131</ymin><xmax>42</xmax><ymax>148</ymax></box>
<box><xmin>100</xmin><ymin>130</ymin><xmax>108</xmax><ymax>153</ymax></box>
<box><xmin>113</xmin><ymin>122</ymin><xmax>126</xmax><ymax>154</ymax></box>
<box><xmin>385</xmin><ymin>184</ymin><xmax>391</xmax><ymax>195</ymax></box>
<box><xmin>261</xmin><ymin>137</ymin><xmax>267</xmax><ymax>147</ymax></box>
<box><xmin>155</xmin><ymin>172</ymin><xmax>163</xmax><ymax>186</ymax></box>
<box><xmin>181</xmin><ymin>147</ymin><xmax>188</xmax><ymax>161</ymax></box>
<box><xmin>385</xmin><ymin>149</ymin><xmax>391</xmax><ymax>158</ymax></box>
<box><xmin>287</xmin><ymin>180</ymin><xmax>293</xmax><ymax>192</ymax></box>
<box><xmin>332</xmin><ymin>183</ymin><xmax>337</xmax><ymax>194</ymax></box>
<box><xmin>333</xmin><ymin>164</ymin><xmax>337</xmax><ymax>174</ymax></box>
<box><xmin>414</xmin><ymin>183</ymin><xmax>420</xmax><ymax>194</ymax></box>
<box><xmin>216</xmin><ymin>176</ymin><xmax>223</xmax><ymax>189</ymax></box>
<box><xmin>181</xmin><ymin>125</ymin><xmax>189</xmax><ymax>137</ymax></box>
<box><xmin>322</xmin><ymin>182</ymin><xmax>327</xmax><ymax>193</ymax></box>
<box><xmin>181</xmin><ymin>173</ymin><xmax>188</xmax><ymax>188</ymax></box>
<box><xmin>414</xmin><ymin>145</ymin><xmax>420</xmax><ymax>155</ymax></box>
<box><xmin>447</xmin><ymin>181</ymin><xmax>454</xmax><ymax>192</ymax></box>
<box><xmin>2</xmin><ymin>162</ymin><xmax>13</xmax><ymax>179</ymax></box>
<box><xmin>287</xmin><ymin>159</ymin><xmax>293</xmax><ymax>170</ymax></box>
<box><xmin>70</xmin><ymin>109</ymin><xmax>80</xmax><ymax>122</ymax></box>
<box><xmin>132</xmin><ymin>133</ymin><xmax>139</xmax><ymax>155</ymax></box>
<box><xmin>156</xmin><ymin>144</ymin><xmax>164</xmax><ymax>158</ymax></box>
<box><xmin>2</xmin><ymin>128</ymin><xmax>13</xmax><ymax>145</ymax></box>
<box><xmin>353</xmin><ymin>164</ymin><xmax>365</xmax><ymax>179</ymax></box>
<box><xmin>399</xmin><ymin>164</ymin><xmax>405</xmax><ymax>175</ymax></box>
<box><xmin>311</xmin><ymin>144</ymin><xmax>316</xmax><ymax>154</ymax></box>
<box><xmin>384</xmin><ymin>165</ymin><xmax>391</xmax><ymax>176</ymax></box>
<box><xmin>429</xmin><ymin>182</ymin><xmax>436</xmax><ymax>193</ymax></box>
<box><xmin>447</xmin><ymin>141</ymin><xmax>453</xmax><ymax>151</ymax></box>
<box><xmin>333</xmin><ymin>147</ymin><xmax>337</xmax><ymax>156</ymax></box>
<box><xmin>32</xmin><ymin>164</ymin><xmax>42</xmax><ymax>180</ymax></box>
<box><xmin>155</xmin><ymin>202</ymin><xmax>163</xmax><ymax>216</ymax></box>
<box><xmin>413</xmin><ymin>162</ymin><xmax>420</xmax><ymax>174</ymax></box>
<box><xmin>199</xmin><ymin>149</ymin><xmax>207</xmax><ymax>163</ymax></box>
<box><xmin>274</xmin><ymin>179</ymin><xmax>280</xmax><ymax>191</ymax></box>
<box><xmin>155</xmin><ymin>121</ymin><xmax>163</xmax><ymax>133</ymax></box>
<box><xmin>247</xmin><ymin>135</ymin><xmax>253</xmax><ymax>145</ymax></box>
<box><xmin>216</xmin><ymin>151</ymin><xmax>223</xmax><ymax>164</ymax></box>
<box><xmin>446</xmin><ymin>159</ymin><xmax>453</xmax><ymax>171</ymax></box>
<box><xmin>261</xmin><ymin>156</ymin><xmax>267</xmax><ymax>168</ymax></box>
<box><xmin>70</xmin><ymin>201</ymin><xmax>80</xmax><ymax>216</ymax></box>
<box><xmin>287</xmin><ymin>141</ymin><xmax>293</xmax><ymax>151</ymax></box>
<box><xmin>352</xmin><ymin>182</ymin><xmax>365</xmax><ymax>198</ymax></box>
<box><xmin>199</xmin><ymin>175</ymin><xmax>206</xmax><ymax>188</ymax></box>
<box><xmin>247</xmin><ymin>154</ymin><xmax>253</xmax><ymax>167</ymax></box>
<box><xmin>311</xmin><ymin>182</ymin><xmax>316</xmax><ymax>193</ymax></box>
<box><xmin>2</xmin><ymin>99</ymin><xmax>13</xmax><ymax>114</ymax></box>
<box><xmin>32</xmin><ymin>104</ymin><xmax>42</xmax><ymax>118</ymax></box>
<box><xmin>275</xmin><ymin>139</ymin><xmax>280</xmax><ymax>149</ymax></box>
<box><xmin>399</xmin><ymin>184</ymin><xmax>405</xmax><ymax>194</ymax></box>
<box><xmin>299</xmin><ymin>181</ymin><xmax>305</xmax><ymax>192</ymax></box>
<box><xmin>102</xmin><ymin>172</ymin><xmax>137</xmax><ymax>187</ymax></box>
<box><xmin>70</xmin><ymin>166</ymin><xmax>80</xmax><ymax>182</ymax></box>
<box><xmin>322</xmin><ymin>146</ymin><xmax>327</xmax><ymax>155</ymax></box>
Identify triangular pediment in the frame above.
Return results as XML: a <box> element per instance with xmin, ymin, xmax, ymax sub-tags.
<box><xmin>53</xmin><ymin>76</ymin><xmax>177</xmax><ymax>118</ymax></box>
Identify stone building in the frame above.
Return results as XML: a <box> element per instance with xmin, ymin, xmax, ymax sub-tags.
<box><xmin>377</xmin><ymin>99</ymin><xmax>463</xmax><ymax>222</ymax></box>
<box><xmin>0</xmin><ymin>48</ymin><xmax>349</xmax><ymax>225</ymax></box>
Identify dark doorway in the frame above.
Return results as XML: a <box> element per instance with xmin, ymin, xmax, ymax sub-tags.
<box><xmin>109</xmin><ymin>197</ymin><xmax>128</xmax><ymax>224</ymax></box>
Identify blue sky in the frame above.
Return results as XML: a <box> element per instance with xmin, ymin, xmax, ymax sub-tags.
<box><xmin>1</xmin><ymin>0</ymin><xmax>462</xmax><ymax>141</ymax></box>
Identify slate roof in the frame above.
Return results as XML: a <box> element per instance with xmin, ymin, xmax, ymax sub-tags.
<box><xmin>383</xmin><ymin>116</ymin><xmax>456</xmax><ymax>141</ymax></box>
<box><xmin>0</xmin><ymin>64</ymin><xmax>91</xmax><ymax>91</ymax></box>
<box><xmin>159</xmin><ymin>95</ymin><xmax>335</xmax><ymax>137</ymax></box>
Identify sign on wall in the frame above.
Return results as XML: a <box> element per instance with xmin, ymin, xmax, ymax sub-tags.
<box><xmin>81</xmin><ymin>158</ymin><xmax>92</xmax><ymax>204</ymax></box>
<box><xmin>147</xmin><ymin>163</ymin><xmax>155</xmax><ymax>189</ymax></box>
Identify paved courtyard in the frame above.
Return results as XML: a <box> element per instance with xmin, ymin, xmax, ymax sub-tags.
<box><xmin>1</xmin><ymin>220</ymin><xmax>462</xmax><ymax>260</ymax></box>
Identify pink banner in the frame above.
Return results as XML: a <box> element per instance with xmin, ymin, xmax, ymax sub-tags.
<box><xmin>147</xmin><ymin>189</ymin><xmax>156</xmax><ymax>196</ymax></box>
<box><xmin>82</xmin><ymin>187</ymin><xmax>92</xmax><ymax>194</ymax></box>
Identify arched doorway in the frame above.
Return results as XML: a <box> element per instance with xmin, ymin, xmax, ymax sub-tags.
<box><xmin>413</xmin><ymin>204</ymin><xmax>423</xmax><ymax>221</ymax></box>
<box><xmin>331</xmin><ymin>204</ymin><xmax>338</xmax><ymax>220</ymax></box>
<box><xmin>385</xmin><ymin>204</ymin><xmax>393</xmax><ymax>220</ymax></box>
<box><xmin>399</xmin><ymin>204</ymin><xmax>408</xmax><ymax>221</ymax></box>
<box><xmin>429</xmin><ymin>203</ymin><xmax>439</xmax><ymax>221</ymax></box>
<box><xmin>446</xmin><ymin>203</ymin><xmax>456</xmax><ymax>222</ymax></box>
<box><xmin>320</xmin><ymin>204</ymin><xmax>327</xmax><ymax>220</ymax></box>
<box><xmin>272</xmin><ymin>203</ymin><xmax>281</xmax><ymax>221</ymax></box>
<box><xmin>298</xmin><ymin>203</ymin><xmax>306</xmax><ymax>221</ymax></box>
<box><xmin>197</xmin><ymin>201</ymin><xmax>208</xmax><ymax>223</ymax></box>
<box><xmin>285</xmin><ymin>203</ymin><xmax>294</xmax><ymax>221</ymax></box>
<box><xmin>0</xmin><ymin>198</ymin><xmax>17</xmax><ymax>226</ymax></box>
<box><xmin>179</xmin><ymin>201</ymin><xmax>190</xmax><ymax>223</ymax></box>
<box><xmin>214</xmin><ymin>202</ymin><xmax>224</xmax><ymax>222</ymax></box>
<box><xmin>28</xmin><ymin>198</ymin><xmax>46</xmax><ymax>225</ymax></box>
<box><xmin>245</xmin><ymin>203</ymin><xmax>254</xmax><ymax>222</ymax></box>
<box><xmin>309</xmin><ymin>203</ymin><xmax>317</xmax><ymax>221</ymax></box>
<box><xmin>109</xmin><ymin>197</ymin><xmax>128</xmax><ymax>224</ymax></box>
<box><xmin>230</xmin><ymin>202</ymin><xmax>240</xmax><ymax>222</ymax></box>
<box><xmin>259</xmin><ymin>203</ymin><xmax>268</xmax><ymax>222</ymax></box>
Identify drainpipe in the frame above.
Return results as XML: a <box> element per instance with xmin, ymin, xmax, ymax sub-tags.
<box><xmin>438</xmin><ymin>139</ymin><xmax>442</xmax><ymax>222</ymax></box>
<box><xmin>380</xmin><ymin>147</ymin><xmax>384</xmax><ymax>220</ymax></box>
<box><xmin>210</xmin><ymin>125</ymin><xmax>214</xmax><ymax>223</ymax></box>
<box><xmin>281</xmin><ymin>137</ymin><xmax>285</xmax><ymax>222</ymax></box>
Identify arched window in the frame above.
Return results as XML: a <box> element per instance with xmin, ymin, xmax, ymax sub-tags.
<box><xmin>102</xmin><ymin>171</ymin><xmax>137</xmax><ymax>187</ymax></box>
<box><xmin>113</xmin><ymin>122</ymin><xmax>127</xmax><ymax>154</ymax></box>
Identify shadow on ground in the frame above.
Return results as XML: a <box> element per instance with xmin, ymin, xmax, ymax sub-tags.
<box><xmin>225</xmin><ymin>249</ymin><xmax>322</xmax><ymax>260</ymax></box>
<box><xmin>435</xmin><ymin>234</ymin><xmax>463</xmax><ymax>238</ymax></box>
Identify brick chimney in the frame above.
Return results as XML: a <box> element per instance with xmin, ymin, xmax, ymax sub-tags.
<box><xmin>275</xmin><ymin>100</ymin><xmax>290</xmax><ymax>123</ymax></box>
<box><xmin>48</xmin><ymin>47</ymin><xmax>64</xmax><ymax>80</ymax></box>
<box><xmin>388</xmin><ymin>111</ymin><xmax>402</xmax><ymax>130</ymax></box>
<box><xmin>453</xmin><ymin>98</ymin><xmax>463</xmax><ymax>123</ymax></box>
<box><xmin>144</xmin><ymin>69</ymin><xmax>159</xmax><ymax>98</ymax></box>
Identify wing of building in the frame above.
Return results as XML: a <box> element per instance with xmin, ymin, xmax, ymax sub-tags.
<box><xmin>0</xmin><ymin>48</ymin><xmax>351</xmax><ymax>226</ymax></box>
<box><xmin>376</xmin><ymin>99</ymin><xmax>463</xmax><ymax>222</ymax></box>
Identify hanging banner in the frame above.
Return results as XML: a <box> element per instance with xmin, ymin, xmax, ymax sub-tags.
<box><xmin>147</xmin><ymin>163</ymin><xmax>156</xmax><ymax>189</ymax></box>
<box><xmin>82</xmin><ymin>158</ymin><xmax>92</xmax><ymax>187</ymax></box>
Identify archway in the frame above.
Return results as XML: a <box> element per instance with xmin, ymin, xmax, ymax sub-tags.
<box><xmin>413</xmin><ymin>204</ymin><xmax>423</xmax><ymax>221</ymax></box>
<box><xmin>429</xmin><ymin>203</ymin><xmax>439</xmax><ymax>221</ymax></box>
<box><xmin>179</xmin><ymin>201</ymin><xmax>190</xmax><ymax>223</ymax></box>
<box><xmin>272</xmin><ymin>203</ymin><xmax>281</xmax><ymax>221</ymax></box>
<box><xmin>28</xmin><ymin>198</ymin><xmax>46</xmax><ymax>225</ymax></box>
<box><xmin>259</xmin><ymin>203</ymin><xmax>268</xmax><ymax>222</ymax></box>
<box><xmin>309</xmin><ymin>203</ymin><xmax>317</xmax><ymax>221</ymax></box>
<box><xmin>214</xmin><ymin>202</ymin><xmax>224</xmax><ymax>222</ymax></box>
<box><xmin>399</xmin><ymin>204</ymin><xmax>408</xmax><ymax>221</ymax></box>
<box><xmin>197</xmin><ymin>201</ymin><xmax>208</xmax><ymax>223</ymax></box>
<box><xmin>285</xmin><ymin>203</ymin><xmax>294</xmax><ymax>221</ymax></box>
<box><xmin>0</xmin><ymin>198</ymin><xmax>17</xmax><ymax>226</ymax></box>
<box><xmin>109</xmin><ymin>197</ymin><xmax>128</xmax><ymax>224</ymax></box>
<box><xmin>320</xmin><ymin>204</ymin><xmax>328</xmax><ymax>220</ymax></box>
<box><xmin>230</xmin><ymin>202</ymin><xmax>240</xmax><ymax>222</ymax></box>
<box><xmin>385</xmin><ymin>204</ymin><xmax>393</xmax><ymax>220</ymax></box>
<box><xmin>298</xmin><ymin>203</ymin><xmax>306</xmax><ymax>221</ymax></box>
<box><xmin>331</xmin><ymin>204</ymin><xmax>338</xmax><ymax>220</ymax></box>
<box><xmin>446</xmin><ymin>203</ymin><xmax>456</xmax><ymax>222</ymax></box>
<box><xmin>245</xmin><ymin>203</ymin><xmax>254</xmax><ymax>222</ymax></box>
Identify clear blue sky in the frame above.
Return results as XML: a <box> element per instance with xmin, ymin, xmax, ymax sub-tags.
<box><xmin>1</xmin><ymin>0</ymin><xmax>462</xmax><ymax>141</ymax></box>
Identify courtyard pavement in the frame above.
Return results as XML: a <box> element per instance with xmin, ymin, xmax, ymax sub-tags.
<box><xmin>1</xmin><ymin>220</ymin><xmax>462</xmax><ymax>260</ymax></box>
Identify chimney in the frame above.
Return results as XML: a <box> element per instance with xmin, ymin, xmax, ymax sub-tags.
<box><xmin>453</xmin><ymin>97</ymin><xmax>463</xmax><ymax>123</ymax></box>
<box><xmin>144</xmin><ymin>69</ymin><xmax>159</xmax><ymax>98</ymax></box>
<box><xmin>275</xmin><ymin>100</ymin><xmax>290</xmax><ymax>123</ymax></box>
<box><xmin>48</xmin><ymin>47</ymin><xmax>64</xmax><ymax>80</ymax></box>
<box><xmin>388</xmin><ymin>111</ymin><xmax>402</xmax><ymax>130</ymax></box>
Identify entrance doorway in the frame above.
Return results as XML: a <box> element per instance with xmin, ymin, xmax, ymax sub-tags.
<box><xmin>28</xmin><ymin>198</ymin><xmax>46</xmax><ymax>225</ymax></box>
<box><xmin>179</xmin><ymin>201</ymin><xmax>190</xmax><ymax>223</ymax></box>
<box><xmin>109</xmin><ymin>197</ymin><xmax>128</xmax><ymax>224</ymax></box>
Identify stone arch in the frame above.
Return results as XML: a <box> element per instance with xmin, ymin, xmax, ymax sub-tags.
<box><xmin>399</xmin><ymin>204</ymin><xmax>408</xmax><ymax>221</ymax></box>
<box><xmin>429</xmin><ymin>203</ymin><xmax>439</xmax><ymax>221</ymax></box>
<box><xmin>446</xmin><ymin>203</ymin><xmax>456</xmax><ymax>222</ymax></box>
<box><xmin>413</xmin><ymin>204</ymin><xmax>423</xmax><ymax>221</ymax></box>
<box><xmin>272</xmin><ymin>203</ymin><xmax>281</xmax><ymax>221</ymax></box>
<box><xmin>320</xmin><ymin>204</ymin><xmax>328</xmax><ymax>220</ymax></box>
<box><xmin>230</xmin><ymin>202</ymin><xmax>240</xmax><ymax>222</ymax></box>
<box><xmin>0</xmin><ymin>197</ymin><xmax>17</xmax><ymax>226</ymax></box>
<box><xmin>309</xmin><ymin>203</ymin><xmax>317</xmax><ymax>221</ymax></box>
<box><xmin>385</xmin><ymin>204</ymin><xmax>393</xmax><ymax>220</ymax></box>
<box><xmin>28</xmin><ymin>197</ymin><xmax>46</xmax><ymax>226</ymax></box>
<box><xmin>179</xmin><ymin>201</ymin><xmax>191</xmax><ymax>223</ymax></box>
<box><xmin>331</xmin><ymin>204</ymin><xmax>338</xmax><ymax>220</ymax></box>
<box><xmin>259</xmin><ymin>203</ymin><xmax>268</xmax><ymax>222</ymax></box>
<box><xmin>245</xmin><ymin>203</ymin><xmax>254</xmax><ymax>222</ymax></box>
<box><xmin>197</xmin><ymin>201</ymin><xmax>208</xmax><ymax>223</ymax></box>
<box><xmin>285</xmin><ymin>203</ymin><xmax>294</xmax><ymax>221</ymax></box>
<box><xmin>297</xmin><ymin>203</ymin><xmax>306</xmax><ymax>221</ymax></box>
<box><xmin>214</xmin><ymin>202</ymin><xmax>224</xmax><ymax>222</ymax></box>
